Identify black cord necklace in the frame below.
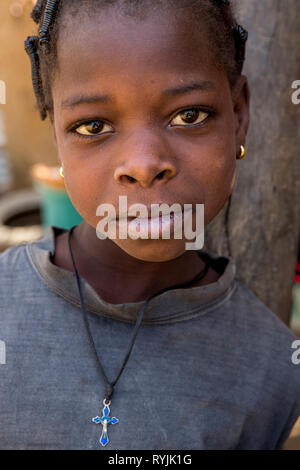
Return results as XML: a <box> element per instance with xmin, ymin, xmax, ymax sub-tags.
<box><xmin>67</xmin><ymin>225</ymin><xmax>209</xmax><ymax>447</ymax></box>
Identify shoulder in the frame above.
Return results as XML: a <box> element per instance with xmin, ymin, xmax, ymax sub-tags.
<box><xmin>228</xmin><ymin>279</ymin><xmax>300</xmax><ymax>369</ymax></box>
<box><xmin>230</xmin><ymin>278</ymin><xmax>298</xmax><ymax>344</ymax></box>
<box><xmin>0</xmin><ymin>242</ymin><xmax>41</xmax><ymax>310</ymax></box>
<box><xmin>0</xmin><ymin>242</ymin><xmax>31</xmax><ymax>279</ymax></box>
<box><xmin>228</xmin><ymin>279</ymin><xmax>300</xmax><ymax>448</ymax></box>
<box><xmin>0</xmin><ymin>226</ymin><xmax>58</xmax><ymax>299</ymax></box>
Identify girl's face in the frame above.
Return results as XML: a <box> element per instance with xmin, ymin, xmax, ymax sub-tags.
<box><xmin>51</xmin><ymin>6</ymin><xmax>250</xmax><ymax>262</ymax></box>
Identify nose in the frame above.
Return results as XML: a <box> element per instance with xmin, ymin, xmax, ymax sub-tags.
<box><xmin>113</xmin><ymin>128</ymin><xmax>177</xmax><ymax>188</ymax></box>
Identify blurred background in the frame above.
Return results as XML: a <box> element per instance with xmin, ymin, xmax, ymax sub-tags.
<box><xmin>0</xmin><ymin>0</ymin><xmax>299</xmax><ymax>450</ymax></box>
<box><xmin>0</xmin><ymin>0</ymin><xmax>83</xmax><ymax>250</ymax></box>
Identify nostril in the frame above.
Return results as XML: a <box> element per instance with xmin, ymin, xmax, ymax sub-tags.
<box><xmin>120</xmin><ymin>175</ymin><xmax>136</xmax><ymax>184</ymax></box>
<box><xmin>156</xmin><ymin>170</ymin><xmax>166</xmax><ymax>180</ymax></box>
<box><xmin>127</xmin><ymin>176</ymin><xmax>136</xmax><ymax>183</ymax></box>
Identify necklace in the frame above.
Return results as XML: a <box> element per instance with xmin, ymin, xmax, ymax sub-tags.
<box><xmin>67</xmin><ymin>225</ymin><xmax>209</xmax><ymax>447</ymax></box>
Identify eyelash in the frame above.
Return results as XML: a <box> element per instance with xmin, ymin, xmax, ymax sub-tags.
<box><xmin>67</xmin><ymin>106</ymin><xmax>214</xmax><ymax>141</ymax></box>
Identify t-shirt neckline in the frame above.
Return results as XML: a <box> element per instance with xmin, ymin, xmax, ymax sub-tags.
<box><xmin>27</xmin><ymin>225</ymin><xmax>237</xmax><ymax>324</ymax></box>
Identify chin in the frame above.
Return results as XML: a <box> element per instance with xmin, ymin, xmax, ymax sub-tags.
<box><xmin>113</xmin><ymin>238</ymin><xmax>187</xmax><ymax>262</ymax></box>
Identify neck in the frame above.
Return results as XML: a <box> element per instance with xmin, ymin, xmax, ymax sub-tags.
<box><xmin>53</xmin><ymin>221</ymin><xmax>212</xmax><ymax>304</ymax></box>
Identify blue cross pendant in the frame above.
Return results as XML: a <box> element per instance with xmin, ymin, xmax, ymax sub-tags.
<box><xmin>92</xmin><ymin>399</ymin><xmax>119</xmax><ymax>447</ymax></box>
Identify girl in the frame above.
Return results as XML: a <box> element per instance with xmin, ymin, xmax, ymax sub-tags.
<box><xmin>0</xmin><ymin>0</ymin><xmax>299</xmax><ymax>450</ymax></box>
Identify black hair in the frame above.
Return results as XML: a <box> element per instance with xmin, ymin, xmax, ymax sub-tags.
<box><xmin>25</xmin><ymin>0</ymin><xmax>248</xmax><ymax>121</ymax></box>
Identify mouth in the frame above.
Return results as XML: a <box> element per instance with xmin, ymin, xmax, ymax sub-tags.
<box><xmin>117</xmin><ymin>213</ymin><xmax>176</xmax><ymax>222</ymax></box>
<box><xmin>115</xmin><ymin>205</ymin><xmax>187</xmax><ymax>221</ymax></box>
<box><xmin>115</xmin><ymin>207</ymin><xmax>194</xmax><ymax>239</ymax></box>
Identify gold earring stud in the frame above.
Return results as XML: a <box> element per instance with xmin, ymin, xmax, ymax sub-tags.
<box><xmin>59</xmin><ymin>166</ymin><xmax>64</xmax><ymax>179</ymax></box>
<box><xmin>237</xmin><ymin>145</ymin><xmax>246</xmax><ymax>160</ymax></box>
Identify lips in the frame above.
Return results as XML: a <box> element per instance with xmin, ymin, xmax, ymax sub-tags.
<box><xmin>125</xmin><ymin>208</ymin><xmax>194</xmax><ymax>238</ymax></box>
<box><xmin>116</xmin><ymin>205</ymin><xmax>186</xmax><ymax>221</ymax></box>
<box><xmin>126</xmin><ymin>213</ymin><xmax>176</xmax><ymax>238</ymax></box>
<box><xmin>118</xmin><ymin>214</ymin><xmax>175</xmax><ymax>221</ymax></box>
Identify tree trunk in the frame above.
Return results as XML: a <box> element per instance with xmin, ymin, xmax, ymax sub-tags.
<box><xmin>204</xmin><ymin>0</ymin><xmax>300</xmax><ymax>325</ymax></box>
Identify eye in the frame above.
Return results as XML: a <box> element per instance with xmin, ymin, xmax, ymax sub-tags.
<box><xmin>74</xmin><ymin>120</ymin><xmax>113</xmax><ymax>136</ymax></box>
<box><xmin>170</xmin><ymin>108</ymin><xmax>209</xmax><ymax>127</ymax></box>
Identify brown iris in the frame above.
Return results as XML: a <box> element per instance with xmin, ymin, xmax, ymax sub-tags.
<box><xmin>180</xmin><ymin>109</ymin><xmax>200</xmax><ymax>123</ymax></box>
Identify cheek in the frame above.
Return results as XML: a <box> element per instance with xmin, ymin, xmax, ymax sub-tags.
<box><xmin>187</xmin><ymin>138</ymin><xmax>236</xmax><ymax>224</ymax></box>
<box><xmin>64</xmin><ymin>168</ymin><xmax>112</xmax><ymax>228</ymax></box>
<box><xmin>57</xmin><ymin>148</ymin><xmax>111</xmax><ymax>228</ymax></box>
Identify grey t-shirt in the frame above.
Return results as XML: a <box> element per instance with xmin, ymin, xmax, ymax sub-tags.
<box><xmin>0</xmin><ymin>225</ymin><xmax>299</xmax><ymax>450</ymax></box>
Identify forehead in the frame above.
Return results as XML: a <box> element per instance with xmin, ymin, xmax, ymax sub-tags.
<box><xmin>53</xmin><ymin>6</ymin><xmax>227</xmax><ymax>104</ymax></box>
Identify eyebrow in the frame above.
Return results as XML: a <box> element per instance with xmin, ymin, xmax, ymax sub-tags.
<box><xmin>162</xmin><ymin>81</ymin><xmax>216</xmax><ymax>97</ymax></box>
<box><xmin>61</xmin><ymin>93</ymin><xmax>114</xmax><ymax>109</ymax></box>
<box><xmin>61</xmin><ymin>81</ymin><xmax>216</xmax><ymax>109</ymax></box>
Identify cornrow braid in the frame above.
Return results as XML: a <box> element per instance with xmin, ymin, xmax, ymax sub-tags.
<box><xmin>25</xmin><ymin>0</ymin><xmax>60</xmax><ymax>119</ymax></box>
<box><xmin>25</xmin><ymin>0</ymin><xmax>248</xmax><ymax>121</ymax></box>
<box><xmin>24</xmin><ymin>35</ymin><xmax>47</xmax><ymax>120</ymax></box>
<box><xmin>233</xmin><ymin>23</ymin><xmax>248</xmax><ymax>67</ymax></box>
<box><xmin>31</xmin><ymin>0</ymin><xmax>47</xmax><ymax>24</ymax></box>
<box><xmin>38</xmin><ymin>0</ymin><xmax>60</xmax><ymax>54</ymax></box>
<box><xmin>211</xmin><ymin>0</ymin><xmax>248</xmax><ymax>69</ymax></box>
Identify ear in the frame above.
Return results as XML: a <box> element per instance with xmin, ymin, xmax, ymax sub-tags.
<box><xmin>232</xmin><ymin>74</ymin><xmax>250</xmax><ymax>155</ymax></box>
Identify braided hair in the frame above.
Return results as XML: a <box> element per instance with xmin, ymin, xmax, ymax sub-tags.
<box><xmin>25</xmin><ymin>0</ymin><xmax>59</xmax><ymax>120</ymax></box>
<box><xmin>25</xmin><ymin>0</ymin><xmax>248</xmax><ymax>121</ymax></box>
